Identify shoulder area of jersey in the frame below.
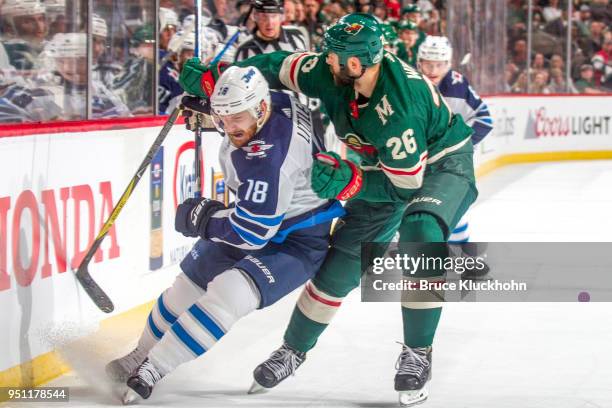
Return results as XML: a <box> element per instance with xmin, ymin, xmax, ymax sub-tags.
<box><xmin>444</xmin><ymin>70</ymin><xmax>467</xmax><ymax>86</ymax></box>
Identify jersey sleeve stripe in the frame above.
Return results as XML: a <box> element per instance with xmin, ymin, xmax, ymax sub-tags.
<box><xmin>235</xmin><ymin>206</ymin><xmax>284</xmax><ymax>226</ymax></box>
<box><xmin>229</xmin><ymin>222</ymin><xmax>269</xmax><ymax>246</ymax></box>
<box><xmin>426</xmin><ymin>136</ymin><xmax>471</xmax><ymax>165</ymax></box>
<box><xmin>279</xmin><ymin>52</ymin><xmax>309</xmax><ymax>92</ymax></box>
<box><xmin>380</xmin><ymin>152</ymin><xmax>428</xmax><ymax>190</ymax></box>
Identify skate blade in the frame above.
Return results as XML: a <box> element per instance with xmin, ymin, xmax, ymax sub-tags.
<box><xmin>122</xmin><ymin>388</ymin><xmax>141</xmax><ymax>405</ymax></box>
<box><xmin>247</xmin><ymin>381</ymin><xmax>268</xmax><ymax>395</ymax></box>
<box><xmin>398</xmin><ymin>387</ymin><xmax>428</xmax><ymax>407</ymax></box>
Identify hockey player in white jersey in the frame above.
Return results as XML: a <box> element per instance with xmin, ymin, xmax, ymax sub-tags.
<box><xmin>417</xmin><ymin>36</ymin><xmax>493</xmax><ymax>248</ymax></box>
<box><xmin>106</xmin><ymin>65</ymin><xmax>344</xmax><ymax>403</ymax></box>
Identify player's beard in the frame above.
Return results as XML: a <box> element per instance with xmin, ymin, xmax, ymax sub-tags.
<box><xmin>227</xmin><ymin>123</ymin><xmax>258</xmax><ymax>148</ymax></box>
<box><xmin>332</xmin><ymin>66</ymin><xmax>361</xmax><ymax>87</ymax></box>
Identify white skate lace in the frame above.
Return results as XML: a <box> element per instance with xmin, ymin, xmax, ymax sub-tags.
<box><xmin>137</xmin><ymin>360</ymin><xmax>162</xmax><ymax>386</ymax></box>
<box><xmin>264</xmin><ymin>345</ymin><xmax>304</xmax><ymax>380</ymax></box>
<box><xmin>395</xmin><ymin>342</ymin><xmax>430</xmax><ymax>377</ymax></box>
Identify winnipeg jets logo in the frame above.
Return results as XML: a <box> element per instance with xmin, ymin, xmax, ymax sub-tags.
<box><xmin>344</xmin><ymin>23</ymin><xmax>363</xmax><ymax>35</ymax></box>
<box><xmin>242</xmin><ymin>140</ymin><xmax>273</xmax><ymax>158</ymax></box>
<box><xmin>451</xmin><ymin>71</ymin><xmax>464</xmax><ymax>85</ymax></box>
<box><xmin>242</xmin><ymin>68</ymin><xmax>256</xmax><ymax>83</ymax></box>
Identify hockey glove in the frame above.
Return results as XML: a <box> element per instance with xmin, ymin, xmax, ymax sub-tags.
<box><xmin>312</xmin><ymin>152</ymin><xmax>363</xmax><ymax>200</ymax></box>
<box><xmin>179</xmin><ymin>57</ymin><xmax>228</xmax><ymax>98</ymax></box>
<box><xmin>180</xmin><ymin>95</ymin><xmax>211</xmax><ymax>132</ymax></box>
<box><xmin>175</xmin><ymin>197</ymin><xmax>226</xmax><ymax>238</ymax></box>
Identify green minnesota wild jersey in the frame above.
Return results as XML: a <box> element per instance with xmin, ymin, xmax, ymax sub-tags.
<box><xmin>235</xmin><ymin>50</ymin><xmax>473</xmax><ymax>203</ymax></box>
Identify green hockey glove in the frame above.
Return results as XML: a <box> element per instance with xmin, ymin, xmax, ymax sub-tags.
<box><xmin>179</xmin><ymin>57</ymin><xmax>228</xmax><ymax>98</ymax></box>
<box><xmin>312</xmin><ymin>152</ymin><xmax>363</xmax><ymax>200</ymax></box>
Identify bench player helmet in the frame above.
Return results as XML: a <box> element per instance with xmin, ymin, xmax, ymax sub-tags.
<box><xmin>323</xmin><ymin>13</ymin><xmax>384</xmax><ymax>68</ymax></box>
<box><xmin>417</xmin><ymin>35</ymin><xmax>452</xmax><ymax>62</ymax></box>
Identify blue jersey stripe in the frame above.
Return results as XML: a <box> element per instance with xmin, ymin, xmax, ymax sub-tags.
<box><xmin>188</xmin><ymin>304</ymin><xmax>225</xmax><ymax>340</ymax></box>
<box><xmin>271</xmin><ymin>201</ymin><xmax>345</xmax><ymax>243</ymax></box>
<box><xmin>453</xmin><ymin>222</ymin><xmax>469</xmax><ymax>233</ymax></box>
<box><xmin>235</xmin><ymin>206</ymin><xmax>285</xmax><ymax>226</ymax></box>
<box><xmin>147</xmin><ymin>313</ymin><xmax>164</xmax><ymax>340</ymax></box>
<box><xmin>171</xmin><ymin>321</ymin><xmax>206</xmax><ymax>356</ymax></box>
<box><xmin>230</xmin><ymin>221</ymin><xmax>269</xmax><ymax>246</ymax></box>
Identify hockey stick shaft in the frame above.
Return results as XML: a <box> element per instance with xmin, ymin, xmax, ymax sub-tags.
<box><xmin>74</xmin><ymin>107</ymin><xmax>182</xmax><ymax>313</ymax></box>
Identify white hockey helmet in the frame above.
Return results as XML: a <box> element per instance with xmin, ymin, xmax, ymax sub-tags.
<box><xmin>168</xmin><ymin>29</ymin><xmax>196</xmax><ymax>54</ymax></box>
<box><xmin>1</xmin><ymin>0</ymin><xmax>46</xmax><ymax>17</ymax></box>
<box><xmin>211</xmin><ymin>66</ymin><xmax>271</xmax><ymax>130</ymax></box>
<box><xmin>92</xmin><ymin>14</ymin><xmax>108</xmax><ymax>38</ymax></box>
<box><xmin>43</xmin><ymin>0</ymin><xmax>65</xmax><ymax>19</ymax></box>
<box><xmin>417</xmin><ymin>35</ymin><xmax>453</xmax><ymax>62</ymax></box>
<box><xmin>159</xmin><ymin>7</ymin><xmax>179</xmax><ymax>30</ymax></box>
<box><xmin>49</xmin><ymin>32</ymin><xmax>87</xmax><ymax>58</ymax></box>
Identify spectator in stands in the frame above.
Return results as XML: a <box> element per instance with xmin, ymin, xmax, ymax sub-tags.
<box><xmin>586</xmin><ymin>21</ymin><xmax>606</xmax><ymax>56</ymax></box>
<box><xmin>576</xmin><ymin>4</ymin><xmax>593</xmax><ymax>38</ymax></box>
<box><xmin>159</xmin><ymin>30</ymin><xmax>194</xmax><ymax>114</ymax></box>
<box><xmin>511</xmin><ymin>38</ymin><xmax>528</xmax><ymax>70</ymax></box>
<box><xmin>589</xmin><ymin>0</ymin><xmax>612</xmax><ymax>26</ymax></box>
<box><xmin>592</xmin><ymin>37</ymin><xmax>612</xmax><ymax>89</ymax></box>
<box><xmin>0</xmin><ymin>0</ymin><xmax>48</xmax><ymax>70</ymax></box>
<box><xmin>303</xmin><ymin>0</ymin><xmax>327</xmax><ymax>50</ymax></box>
<box><xmin>575</xmin><ymin>63</ymin><xmax>605</xmax><ymax>93</ymax></box>
<box><xmin>532</xmin><ymin>52</ymin><xmax>546</xmax><ymax>73</ymax></box>
<box><xmin>284</xmin><ymin>0</ymin><xmax>297</xmax><ymax>24</ymax></box>
<box><xmin>45</xmin><ymin>0</ymin><xmax>66</xmax><ymax>37</ymax></box>
<box><xmin>549</xmin><ymin>67</ymin><xmax>577</xmax><ymax>93</ymax></box>
<box><xmin>295</xmin><ymin>0</ymin><xmax>306</xmax><ymax>24</ymax></box>
<box><xmin>542</xmin><ymin>0</ymin><xmax>562</xmax><ymax>23</ymax></box>
<box><xmin>384</xmin><ymin>0</ymin><xmax>400</xmax><ymax>20</ymax></box>
<box><xmin>532</xmin><ymin>69</ymin><xmax>552</xmax><ymax>94</ymax></box>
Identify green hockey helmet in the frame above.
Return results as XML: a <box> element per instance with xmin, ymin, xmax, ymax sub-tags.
<box><xmin>380</xmin><ymin>23</ymin><xmax>399</xmax><ymax>46</ymax></box>
<box><xmin>323</xmin><ymin>13</ymin><xmax>384</xmax><ymax>67</ymax></box>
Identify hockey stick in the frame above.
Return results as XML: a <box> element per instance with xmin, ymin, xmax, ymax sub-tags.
<box><xmin>73</xmin><ymin>107</ymin><xmax>182</xmax><ymax>313</ymax></box>
<box><xmin>194</xmin><ymin>0</ymin><xmax>204</xmax><ymax>198</ymax></box>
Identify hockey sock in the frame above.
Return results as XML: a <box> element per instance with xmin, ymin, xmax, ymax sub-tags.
<box><xmin>398</xmin><ymin>212</ymin><xmax>446</xmax><ymax>348</ymax></box>
<box><xmin>148</xmin><ymin>268</ymin><xmax>260</xmax><ymax>375</ymax></box>
<box><xmin>138</xmin><ymin>273</ymin><xmax>206</xmax><ymax>353</ymax></box>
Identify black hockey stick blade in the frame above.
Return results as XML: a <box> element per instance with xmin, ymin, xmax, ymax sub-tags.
<box><xmin>75</xmin><ymin>266</ymin><xmax>115</xmax><ymax>313</ymax></box>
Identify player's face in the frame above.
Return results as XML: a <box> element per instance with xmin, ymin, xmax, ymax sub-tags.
<box><xmin>213</xmin><ymin>110</ymin><xmax>259</xmax><ymax>147</ymax></box>
<box><xmin>14</xmin><ymin>13</ymin><xmax>48</xmax><ymax>41</ymax></box>
<box><xmin>56</xmin><ymin>57</ymin><xmax>88</xmax><ymax>85</ymax></box>
<box><xmin>93</xmin><ymin>36</ymin><xmax>106</xmax><ymax>60</ymax></box>
<box><xmin>255</xmin><ymin>11</ymin><xmax>282</xmax><ymax>39</ymax></box>
<box><xmin>400</xmin><ymin>30</ymin><xmax>418</xmax><ymax>47</ymax></box>
<box><xmin>418</xmin><ymin>59</ymin><xmax>450</xmax><ymax>85</ymax></box>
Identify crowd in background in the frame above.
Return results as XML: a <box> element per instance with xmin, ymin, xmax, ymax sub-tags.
<box><xmin>0</xmin><ymin>0</ymin><xmax>610</xmax><ymax>124</ymax></box>
<box><xmin>507</xmin><ymin>0</ymin><xmax>612</xmax><ymax>93</ymax></box>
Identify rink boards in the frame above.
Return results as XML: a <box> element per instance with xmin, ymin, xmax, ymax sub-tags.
<box><xmin>1</xmin><ymin>94</ymin><xmax>612</xmax><ymax>388</ymax></box>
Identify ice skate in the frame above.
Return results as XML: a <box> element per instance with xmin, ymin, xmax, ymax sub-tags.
<box><xmin>122</xmin><ymin>358</ymin><xmax>164</xmax><ymax>404</ymax></box>
<box><xmin>394</xmin><ymin>343</ymin><xmax>432</xmax><ymax>407</ymax></box>
<box><xmin>249</xmin><ymin>343</ymin><xmax>306</xmax><ymax>393</ymax></box>
<box><xmin>106</xmin><ymin>347</ymin><xmax>146</xmax><ymax>382</ymax></box>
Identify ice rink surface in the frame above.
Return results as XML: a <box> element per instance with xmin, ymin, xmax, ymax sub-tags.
<box><xmin>6</xmin><ymin>161</ymin><xmax>612</xmax><ymax>408</ymax></box>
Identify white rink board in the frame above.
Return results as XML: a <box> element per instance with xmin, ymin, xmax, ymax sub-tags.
<box><xmin>1</xmin><ymin>94</ymin><xmax>611</xmax><ymax>372</ymax></box>
<box><xmin>0</xmin><ymin>124</ymin><xmax>225</xmax><ymax>372</ymax></box>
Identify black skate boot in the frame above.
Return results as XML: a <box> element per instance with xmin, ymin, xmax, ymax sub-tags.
<box><xmin>105</xmin><ymin>347</ymin><xmax>146</xmax><ymax>382</ymax></box>
<box><xmin>249</xmin><ymin>343</ymin><xmax>306</xmax><ymax>394</ymax></box>
<box><xmin>394</xmin><ymin>343</ymin><xmax>432</xmax><ymax>407</ymax></box>
<box><xmin>122</xmin><ymin>358</ymin><xmax>164</xmax><ymax>404</ymax></box>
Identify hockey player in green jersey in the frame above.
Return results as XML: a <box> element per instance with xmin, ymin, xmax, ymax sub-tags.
<box><xmin>179</xmin><ymin>13</ymin><xmax>477</xmax><ymax>407</ymax></box>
